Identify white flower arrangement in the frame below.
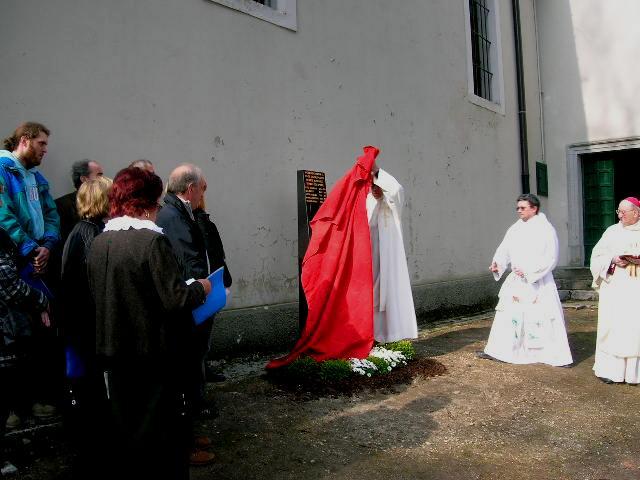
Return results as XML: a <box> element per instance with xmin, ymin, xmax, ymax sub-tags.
<box><xmin>349</xmin><ymin>347</ymin><xmax>408</xmax><ymax>376</ymax></box>
<box><xmin>349</xmin><ymin>358</ymin><xmax>378</xmax><ymax>376</ymax></box>
<box><xmin>370</xmin><ymin>346</ymin><xmax>407</xmax><ymax>368</ymax></box>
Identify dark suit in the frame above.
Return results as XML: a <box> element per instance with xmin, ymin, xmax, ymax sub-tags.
<box><xmin>156</xmin><ymin>193</ymin><xmax>208</xmax><ymax>280</ymax></box>
<box><xmin>193</xmin><ymin>209</ymin><xmax>232</xmax><ymax>288</ymax></box>
<box><xmin>55</xmin><ymin>191</ymin><xmax>79</xmax><ymax>245</ymax></box>
<box><xmin>156</xmin><ymin>193</ymin><xmax>211</xmax><ymax>415</ymax></box>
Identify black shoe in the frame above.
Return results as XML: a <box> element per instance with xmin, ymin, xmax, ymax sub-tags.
<box><xmin>206</xmin><ymin>372</ymin><xmax>227</xmax><ymax>383</ymax></box>
<box><xmin>558</xmin><ymin>363</ymin><xmax>573</xmax><ymax>368</ymax></box>
<box><xmin>598</xmin><ymin>377</ymin><xmax>616</xmax><ymax>384</ymax></box>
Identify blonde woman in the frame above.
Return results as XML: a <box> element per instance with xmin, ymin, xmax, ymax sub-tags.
<box><xmin>60</xmin><ymin>175</ymin><xmax>112</xmax><ymax>477</ymax></box>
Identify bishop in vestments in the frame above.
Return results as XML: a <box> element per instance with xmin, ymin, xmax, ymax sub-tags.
<box><xmin>590</xmin><ymin>197</ymin><xmax>640</xmax><ymax>385</ymax></box>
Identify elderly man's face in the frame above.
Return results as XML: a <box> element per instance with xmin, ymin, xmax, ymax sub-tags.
<box><xmin>187</xmin><ymin>178</ymin><xmax>207</xmax><ymax>206</ymax></box>
<box><xmin>616</xmin><ymin>201</ymin><xmax>640</xmax><ymax>227</ymax></box>
<box><xmin>87</xmin><ymin>161</ymin><xmax>104</xmax><ymax>180</ymax></box>
<box><xmin>81</xmin><ymin>161</ymin><xmax>104</xmax><ymax>184</ymax></box>
<box><xmin>516</xmin><ymin>200</ymin><xmax>537</xmax><ymax>222</ymax></box>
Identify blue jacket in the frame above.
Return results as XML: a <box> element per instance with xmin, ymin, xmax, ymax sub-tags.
<box><xmin>0</xmin><ymin>153</ymin><xmax>60</xmax><ymax>257</ymax></box>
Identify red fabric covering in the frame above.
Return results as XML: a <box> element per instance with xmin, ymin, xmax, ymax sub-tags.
<box><xmin>267</xmin><ymin>146</ymin><xmax>379</xmax><ymax>369</ymax></box>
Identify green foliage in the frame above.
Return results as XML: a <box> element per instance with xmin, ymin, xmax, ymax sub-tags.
<box><xmin>366</xmin><ymin>355</ymin><xmax>391</xmax><ymax>375</ymax></box>
<box><xmin>381</xmin><ymin>340</ymin><xmax>416</xmax><ymax>360</ymax></box>
<box><xmin>287</xmin><ymin>356</ymin><xmax>320</xmax><ymax>380</ymax></box>
<box><xmin>318</xmin><ymin>359</ymin><xmax>352</xmax><ymax>382</ymax></box>
<box><xmin>280</xmin><ymin>343</ymin><xmax>415</xmax><ymax>384</ymax></box>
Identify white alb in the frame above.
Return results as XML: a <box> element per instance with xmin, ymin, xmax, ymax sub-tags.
<box><xmin>590</xmin><ymin>220</ymin><xmax>640</xmax><ymax>383</ymax></box>
<box><xmin>366</xmin><ymin>168</ymin><xmax>418</xmax><ymax>343</ymax></box>
<box><xmin>483</xmin><ymin>212</ymin><xmax>573</xmax><ymax>366</ymax></box>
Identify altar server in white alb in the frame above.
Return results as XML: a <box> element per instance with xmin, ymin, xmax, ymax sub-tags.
<box><xmin>367</xmin><ymin>163</ymin><xmax>418</xmax><ymax>343</ymax></box>
<box><xmin>590</xmin><ymin>197</ymin><xmax>640</xmax><ymax>385</ymax></box>
<box><xmin>478</xmin><ymin>194</ymin><xmax>573</xmax><ymax>366</ymax></box>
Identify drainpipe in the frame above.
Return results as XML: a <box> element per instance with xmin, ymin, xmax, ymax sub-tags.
<box><xmin>512</xmin><ymin>0</ymin><xmax>530</xmax><ymax>194</ymax></box>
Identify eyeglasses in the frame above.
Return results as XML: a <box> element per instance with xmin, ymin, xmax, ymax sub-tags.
<box><xmin>616</xmin><ymin>209</ymin><xmax>633</xmax><ymax>215</ymax></box>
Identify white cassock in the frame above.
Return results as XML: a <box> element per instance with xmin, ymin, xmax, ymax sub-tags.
<box><xmin>366</xmin><ymin>168</ymin><xmax>418</xmax><ymax>343</ymax></box>
<box><xmin>590</xmin><ymin>220</ymin><xmax>640</xmax><ymax>383</ymax></box>
<box><xmin>484</xmin><ymin>213</ymin><xmax>573</xmax><ymax>366</ymax></box>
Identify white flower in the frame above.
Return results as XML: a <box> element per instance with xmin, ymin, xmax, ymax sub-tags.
<box><xmin>368</xmin><ymin>346</ymin><xmax>407</xmax><ymax>372</ymax></box>
<box><xmin>349</xmin><ymin>357</ymin><xmax>378</xmax><ymax>376</ymax></box>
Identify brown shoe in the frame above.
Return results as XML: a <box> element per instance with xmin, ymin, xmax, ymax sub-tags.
<box><xmin>190</xmin><ymin>449</ymin><xmax>215</xmax><ymax>466</ymax></box>
<box><xmin>194</xmin><ymin>436</ymin><xmax>212</xmax><ymax>448</ymax></box>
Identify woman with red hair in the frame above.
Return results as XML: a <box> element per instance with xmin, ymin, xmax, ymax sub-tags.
<box><xmin>87</xmin><ymin>167</ymin><xmax>211</xmax><ymax>480</ymax></box>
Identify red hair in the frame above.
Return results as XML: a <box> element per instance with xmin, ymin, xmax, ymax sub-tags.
<box><xmin>109</xmin><ymin>167</ymin><xmax>163</xmax><ymax>218</ymax></box>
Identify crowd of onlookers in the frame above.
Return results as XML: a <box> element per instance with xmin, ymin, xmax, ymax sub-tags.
<box><xmin>0</xmin><ymin>122</ymin><xmax>231</xmax><ymax>479</ymax></box>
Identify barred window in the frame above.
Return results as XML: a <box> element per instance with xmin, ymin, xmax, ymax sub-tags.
<box><xmin>464</xmin><ymin>0</ymin><xmax>504</xmax><ymax>113</ymax></box>
<box><xmin>469</xmin><ymin>0</ymin><xmax>493</xmax><ymax>101</ymax></box>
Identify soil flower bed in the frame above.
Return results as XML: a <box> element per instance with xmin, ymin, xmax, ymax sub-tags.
<box><xmin>265</xmin><ymin>341</ymin><xmax>447</xmax><ymax>397</ymax></box>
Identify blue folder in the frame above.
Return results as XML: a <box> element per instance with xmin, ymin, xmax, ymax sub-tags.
<box><xmin>192</xmin><ymin>266</ymin><xmax>227</xmax><ymax>325</ymax></box>
<box><xmin>19</xmin><ymin>263</ymin><xmax>54</xmax><ymax>299</ymax></box>
<box><xmin>65</xmin><ymin>345</ymin><xmax>86</xmax><ymax>379</ymax></box>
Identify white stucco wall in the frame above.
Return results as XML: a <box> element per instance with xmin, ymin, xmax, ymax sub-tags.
<box><xmin>536</xmin><ymin>0</ymin><xmax>640</xmax><ymax>265</ymax></box>
<box><xmin>0</xmin><ymin>0</ymin><xmax>538</xmax><ymax>310</ymax></box>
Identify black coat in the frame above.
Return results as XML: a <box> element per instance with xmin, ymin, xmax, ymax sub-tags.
<box><xmin>55</xmin><ymin>191</ymin><xmax>79</xmax><ymax>244</ymax></box>
<box><xmin>60</xmin><ymin>218</ymin><xmax>104</xmax><ymax>346</ymax></box>
<box><xmin>194</xmin><ymin>209</ymin><xmax>232</xmax><ymax>288</ymax></box>
<box><xmin>87</xmin><ymin>227</ymin><xmax>205</xmax><ymax>359</ymax></box>
<box><xmin>86</xmin><ymin>226</ymin><xmax>202</xmax><ymax>480</ymax></box>
<box><xmin>156</xmin><ymin>193</ymin><xmax>208</xmax><ymax>281</ymax></box>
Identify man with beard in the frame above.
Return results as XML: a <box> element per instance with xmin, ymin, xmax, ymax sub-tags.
<box><xmin>0</xmin><ymin>122</ymin><xmax>60</xmax><ymax>424</ymax></box>
<box><xmin>0</xmin><ymin>122</ymin><xmax>59</xmax><ymax>270</ymax></box>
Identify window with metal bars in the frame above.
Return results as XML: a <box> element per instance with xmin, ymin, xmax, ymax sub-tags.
<box><xmin>469</xmin><ymin>0</ymin><xmax>493</xmax><ymax>101</ymax></box>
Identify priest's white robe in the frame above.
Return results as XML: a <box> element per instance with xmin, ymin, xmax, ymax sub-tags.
<box><xmin>590</xmin><ymin>220</ymin><xmax>640</xmax><ymax>383</ymax></box>
<box><xmin>484</xmin><ymin>213</ymin><xmax>573</xmax><ymax>366</ymax></box>
<box><xmin>367</xmin><ymin>169</ymin><xmax>418</xmax><ymax>343</ymax></box>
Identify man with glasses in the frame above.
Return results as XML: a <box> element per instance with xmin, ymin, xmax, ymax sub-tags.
<box><xmin>476</xmin><ymin>193</ymin><xmax>573</xmax><ymax>366</ymax></box>
<box><xmin>590</xmin><ymin>197</ymin><xmax>640</xmax><ymax>385</ymax></box>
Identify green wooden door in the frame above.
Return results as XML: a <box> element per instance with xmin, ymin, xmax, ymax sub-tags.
<box><xmin>583</xmin><ymin>158</ymin><xmax>615</xmax><ymax>265</ymax></box>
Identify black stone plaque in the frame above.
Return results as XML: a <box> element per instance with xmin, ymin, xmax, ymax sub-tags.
<box><xmin>297</xmin><ymin>170</ymin><xmax>327</xmax><ymax>331</ymax></box>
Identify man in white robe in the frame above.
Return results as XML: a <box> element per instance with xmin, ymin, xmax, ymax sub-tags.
<box><xmin>366</xmin><ymin>165</ymin><xmax>418</xmax><ymax>343</ymax></box>
<box><xmin>590</xmin><ymin>197</ymin><xmax>640</xmax><ymax>385</ymax></box>
<box><xmin>478</xmin><ymin>194</ymin><xmax>573</xmax><ymax>366</ymax></box>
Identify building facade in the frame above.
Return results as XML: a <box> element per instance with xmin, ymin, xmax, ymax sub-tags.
<box><xmin>6</xmin><ymin>1</ymin><xmax>624</xmax><ymax>355</ymax></box>
<box><xmin>535</xmin><ymin>0</ymin><xmax>640</xmax><ymax>267</ymax></box>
